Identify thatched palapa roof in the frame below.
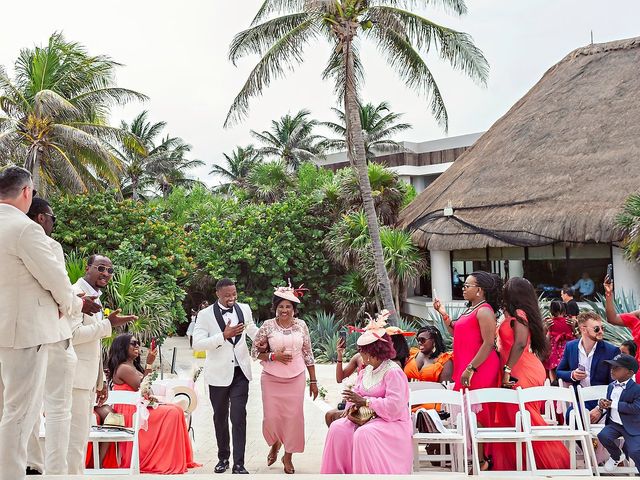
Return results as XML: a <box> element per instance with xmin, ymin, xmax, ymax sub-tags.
<box><xmin>398</xmin><ymin>36</ymin><xmax>640</xmax><ymax>251</ymax></box>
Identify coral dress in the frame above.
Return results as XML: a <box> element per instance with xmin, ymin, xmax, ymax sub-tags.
<box><xmin>101</xmin><ymin>383</ymin><xmax>200</xmax><ymax>474</ymax></box>
<box><xmin>542</xmin><ymin>316</ymin><xmax>575</xmax><ymax>370</ymax></box>
<box><xmin>452</xmin><ymin>303</ymin><xmax>501</xmax><ymax>427</ymax></box>
<box><xmin>490</xmin><ymin>310</ymin><xmax>570</xmax><ymax>471</ymax></box>
<box><xmin>404</xmin><ymin>348</ymin><xmax>453</xmax><ymax>412</ymax></box>
<box><xmin>321</xmin><ymin>361</ymin><xmax>413</xmax><ymax>474</ymax></box>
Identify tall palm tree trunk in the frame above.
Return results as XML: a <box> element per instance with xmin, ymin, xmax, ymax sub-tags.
<box><xmin>25</xmin><ymin>146</ymin><xmax>42</xmax><ymax>194</ymax></box>
<box><xmin>343</xmin><ymin>38</ymin><xmax>397</xmax><ymax>324</ymax></box>
<box><xmin>132</xmin><ymin>177</ymin><xmax>140</xmax><ymax>201</ymax></box>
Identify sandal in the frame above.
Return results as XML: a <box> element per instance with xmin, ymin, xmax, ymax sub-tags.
<box><xmin>267</xmin><ymin>442</ymin><xmax>281</xmax><ymax>466</ymax></box>
<box><xmin>480</xmin><ymin>455</ymin><xmax>493</xmax><ymax>471</ymax></box>
<box><xmin>282</xmin><ymin>456</ymin><xmax>295</xmax><ymax>474</ymax></box>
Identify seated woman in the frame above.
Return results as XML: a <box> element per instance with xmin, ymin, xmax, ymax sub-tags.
<box><xmin>321</xmin><ymin>312</ymin><xmax>413</xmax><ymax>474</ymax></box>
<box><xmin>102</xmin><ymin>334</ymin><xmax>200</xmax><ymax>474</ymax></box>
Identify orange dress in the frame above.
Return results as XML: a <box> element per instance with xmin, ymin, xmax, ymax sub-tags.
<box><xmin>101</xmin><ymin>383</ymin><xmax>200</xmax><ymax>474</ymax></box>
<box><xmin>404</xmin><ymin>348</ymin><xmax>453</xmax><ymax>412</ymax></box>
<box><xmin>489</xmin><ymin>310</ymin><xmax>570</xmax><ymax>471</ymax></box>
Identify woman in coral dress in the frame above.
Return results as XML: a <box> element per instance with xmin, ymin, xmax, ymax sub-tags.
<box><xmin>434</xmin><ymin>271</ymin><xmax>502</xmax><ymax>469</ymax></box>
<box><xmin>490</xmin><ymin>277</ymin><xmax>570</xmax><ymax>471</ymax></box>
<box><xmin>321</xmin><ymin>311</ymin><xmax>413</xmax><ymax>474</ymax></box>
<box><xmin>101</xmin><ymin>334</ymin><xmax>200</xmax><ymax>474</ymax></box>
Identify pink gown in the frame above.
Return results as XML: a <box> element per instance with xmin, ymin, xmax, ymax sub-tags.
<box><xmin>320</xmin><ymin>361</ymin><xmax>413</xmax><ymax>474</ymax></box>
<box><xmin>452</xmin><ymin>303</ymin><xmax>501</xmax><ymax>427</ymax></box>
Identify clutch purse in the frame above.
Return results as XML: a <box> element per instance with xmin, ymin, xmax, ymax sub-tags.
<box><xmin>347</xmin><ymin>405</ymin><xmax>376</xmax><ymax>426</ymax></box>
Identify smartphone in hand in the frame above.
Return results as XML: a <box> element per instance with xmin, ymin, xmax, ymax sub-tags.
<box><xmin>577</xmin><ymin>364</ymin><xmax>586</xmax><ymax>372</ymax></box>
<box><xmin>339</xmin><ymin>330</ymin><xmax>347</xmax><ymax>342</ymax></box>
<box><xmin>150</xmin><ymin>338</ymin><xmax>157</xmax><ymax>350</ymax></box>
<box><xmin>606</xmin><ymin>264</ymin><xmax>614</xmax><ymax>283</ymax></box>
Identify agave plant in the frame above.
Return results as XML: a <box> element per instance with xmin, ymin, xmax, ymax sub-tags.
<box><xmin>64</xmin><ymin>250</ymin><xmax>87</xmax><ymax>284</ymax></box>
<box><xmin>419</xmin><ymin>303</ymin><xmax>472</xmax><ymax>350</ymax></box>
<box><xmin>101</xmin><ymin>267</ymin><xmax>173</xmax><ymax>349</ymax></box>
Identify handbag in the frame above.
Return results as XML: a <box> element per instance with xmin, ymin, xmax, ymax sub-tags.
<box><xmin>347</xmin><ymin>405</ymin><xmax>376</xmax><ymax>426</ymax></box>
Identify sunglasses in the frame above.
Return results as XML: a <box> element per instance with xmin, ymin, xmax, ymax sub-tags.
<box><xmin>417</xmin><ymin>336</ymin><xmax>433</xmax><ymax>344</ymax></box>
<box><xmin>91</xmin><ymin>265</ymin><xmax>115</xmax><ymax>274</ymax></box>
<box><xmin>24</xmin><ymin>185</ymin><xmax>37</xmax><ymax>197</ymax></box>
<box><xmin>462</xmin><ymin>283</ymin><xmax>479</xmax><ymax>289</ymax></box>
<box><xmin>590</xmin><ymin>326</ymin><xmax>605</xmax><ymax>333</ymax></box>
<box><xmin>130</xmin><ymin>340</ymin><xmax>140</xmax><ymax>347</ymax></box>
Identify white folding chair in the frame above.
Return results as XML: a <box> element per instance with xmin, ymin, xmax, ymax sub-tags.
<box><xmin>577</xmin><ymin>385</ymin><xmax>637</xmax><ymax>475</ymax></box>
<box><xmin>85</xmin><ymin>390</ymin><xmax>141</xmax><ymax>475</ymax></box>
<box><xmin>408</xmin><ymin>381</ymin><xmax>447</xmax><ymax>391</ymax></box>
<box><xmin>410</xmin><ymin>389</ymin><xmax>467</xmax><ymax>474</ymax></box>
<box><xmin>465</xmin><ymin>387</ymin><xmax>529</xmax><ymax>476</ymax></box>
<box><xmin>517</xmin><ymin>385</ymin><xmax>594</xmax><ymax>476</ymax></box>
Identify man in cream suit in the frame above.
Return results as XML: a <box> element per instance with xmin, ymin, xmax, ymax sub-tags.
<box><xmin>67</xmin><ymin>254</ymin><xmax>136</xmax><ymax>474</ymax></box>
<box><xmin>193</xmin><ymin>278</ymin><xmax>258</xmax><ymax>475</ymax></box>
<box><xmin>23</xmin><ymin>198</ymin><xmax>78</xmax><ymax>475</ymax></box>
<box><xmin>0</xmin><ymin>166</ymin><xmax>100</xmax><ymax>480</ymax></box>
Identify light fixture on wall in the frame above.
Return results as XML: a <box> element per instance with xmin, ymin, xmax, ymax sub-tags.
<box><xmin>443</xmin><ymin>200</ymin><xmax>454</xmax><ymax>217</ymax></box>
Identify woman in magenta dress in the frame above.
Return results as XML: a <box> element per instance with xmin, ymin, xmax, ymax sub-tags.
<box><xmin>433</xmin><ymin>270</ymin><xmax>502</xmax><ymax>470</ymax></box>
<box><xmin>101</xmin><ymin>334</ymin><xmax>200</xmax><ymax>474</ymax></box>
<box><xmin>542</xmin><ymin>300</ymin><xmax>575</xmax><ymax>383</ymax></box>
<box><xmin>251</xmin><ymin>284</ymin><xmax>318</xmax><ymax>474</ymax></box>
<box><xmin>490</xmin><ymin>277</ymin><xmax>570</xmax><ymax>471</ymax></box>
<box><xmin>321</xmin><ymin>310</ymin><xmax>413</xmax><ymax>474</ymax></box>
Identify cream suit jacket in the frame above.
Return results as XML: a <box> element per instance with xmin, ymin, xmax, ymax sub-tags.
<box><xmin>70</xmin><ymin>280</ymin><xmax>111</xmax><ymax>390</ymax></box>
<box><xmin>0</xmin><ymin>204</ymin><xmax>81</xmax><ymax>348</ymax></box>
<box><xmin>192</xmin><ymin>303</ymin><xmax>258</xmax><ymax>387</ymax></box>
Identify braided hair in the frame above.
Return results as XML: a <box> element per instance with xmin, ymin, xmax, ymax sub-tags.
<box><xmin>469</xmin><ymin>271</ymin><xmax>503</xmax><ymax>313</ymax></box>
<box><xmin>416</xmin><ymin>325</ymin><xmax>446</xmax><ymax>359</ymax></box>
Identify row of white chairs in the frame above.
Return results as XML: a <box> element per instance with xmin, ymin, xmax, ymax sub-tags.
<box><xmin>409</xmin><ymin>381</ymin><xmax>634</xmax><ymax>476</ymax></box>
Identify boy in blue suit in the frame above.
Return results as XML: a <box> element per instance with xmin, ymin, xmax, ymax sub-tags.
<box><xmin>594</xmin><ymin>354</ymin><xmax>640</xmax><ymax>473</ymax></box>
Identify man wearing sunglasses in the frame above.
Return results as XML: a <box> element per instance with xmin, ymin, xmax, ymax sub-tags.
<box><xmin>67</xmin><ymin>254</ymin><xmax>137</xmax><ymax>474</ymax></box>
<box><xmin>557</xmin><ymin>311</ymin><xmax>620</xmax><ymax>413</ymax></box>
<box><xmin>0</xmin><ymin>166</ymin><xmax>101</xmax><ymax>480</ymax></box>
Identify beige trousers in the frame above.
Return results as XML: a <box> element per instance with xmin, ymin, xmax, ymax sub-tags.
<box><xmin>67</xmin><ymin>387</ymin><xmax>94</xmax><ymax>474</ymax></box>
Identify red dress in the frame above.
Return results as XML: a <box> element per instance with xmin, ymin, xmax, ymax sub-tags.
<box><xmin>621</xmin><ymin>313</ymin><xmax>640</xmax><ymax>361</ymax></box>
<box><xmin>101</xmin><ymin>383</ymin><xmax>200</xmax><ymax>474</ymax></box>
<box><xmin>542</xmin><ymin>316</ymin><xmax>574</xmax><ymax>370</ymax></box>
<box><xmin>452</xmin><ymin>303</ymin><xmax>501</xmax><ymax>427</ymax></box>
<box><xmin>490</xmin><ymin>310</ymin><xmax>570</xmax><ymax>471</ymax></box>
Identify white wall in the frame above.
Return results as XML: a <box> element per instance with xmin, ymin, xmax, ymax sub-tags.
<box><xmin>612</xmin><ymin>246</ymin><xmax>640</xmax><ymax>308</ymax></box>
<box><xmin>430</xmin><ymin>250</ymin><xmax>453</xmax><ymax>301</ymax></box>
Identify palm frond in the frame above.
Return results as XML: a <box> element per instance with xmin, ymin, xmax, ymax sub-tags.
<box><xmin>251</xmin><ymin>0</ymin><xmax>306</xmax><ymax>25</ymax></box>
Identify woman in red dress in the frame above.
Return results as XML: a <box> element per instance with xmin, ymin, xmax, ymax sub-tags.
<box><xmin>434</xmin><ymin>270</ymin><xmax>502</xmax><ymax>470</ymax></box>
<box><xmin>102</xmin><ymin>334</ymin><xmax>200</xmax><ymax>474</ymax></box>
<box><xmin>542</xmin><ymin>300</ymin><xmax>575</xmax><ymax>383</ymax></box>
<box><xmin>490</xmin><ymin>277</ymin><xmax>570</xmax><ymax>471</ymax></box>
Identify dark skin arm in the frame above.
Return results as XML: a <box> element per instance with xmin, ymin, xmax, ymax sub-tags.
<box><xmin>440</xmin><ymin>359</ymin><xmax>453</xmax><ymax>383</ymax></box>
<box><xmin>336</xmin><ymin>339</ymin><xmax>362</xmax><ymax>383</ymax></box>
<box><xmin>113</xmin><ymin>364</ymin><xmax>144</xmax><ymax>391</ymax></box>
<box><xmin>603</xmin><ymin>279</ymin><xmax>640</xmax><ymax>327</ymax></box>
<box><xmin>461</xmin><ymin>307</ymin><xmax>497</xmax><ymax>387</ymax></box>
<box><xmin>502</xmin><ymin>318</ymin><xmax>528</xmax><ymax>387</ymax></box>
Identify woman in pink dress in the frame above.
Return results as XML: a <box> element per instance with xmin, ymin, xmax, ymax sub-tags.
<box><xmin>490</xmin><ymin>277</ymin><xmax>570</xmax><ymax>470</ymax></box>
<box><xmin>542</xmin><ymin>300</ymin><xmax>575</xmax><ymax>383</ymax></box>
<box><xmin>321</xmin><ymin>310</ymin><xmax>413</xmax><ymax>474</ymax></box>
<box><xmin>433</xmin><ymin>270</ymin><xmax>502</xmax><ymax>470</ymax></box>
<box><xmin>251</xmin><ymin>284</ymin><xmax>318</xmax><ymax>474</ymax></box>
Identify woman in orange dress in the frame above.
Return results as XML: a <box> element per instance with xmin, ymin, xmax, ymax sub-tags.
<box><xmin>101</xmin><ymin>334</ymin><xmax>200</xmax><ymax>474</ymax></box>
<box><xmin>490</xmin><ymin>277</ymin><xmax>570</xmax><ymax>471</ymax></box>
<box><xmin>404</xmin><ymin>326</ymin><xmax>453</xmax><ymax>411</ymax></box>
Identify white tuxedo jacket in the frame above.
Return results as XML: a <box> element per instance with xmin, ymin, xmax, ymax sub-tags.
<box><xmin>192</xmin><ymin>303</ymin><xmax>258</xmax><ymax>387</ymax></box>
<box><xmin>0</xmin><ymin>204</ymin><xmax>81</xmax><ymax>348</ymax></box>
<box><xmin>70</xmin><ymin>280</ymin><xmax>111</xmax><ymax>390</ymax></box>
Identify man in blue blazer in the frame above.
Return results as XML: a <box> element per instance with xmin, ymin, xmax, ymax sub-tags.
<box><xmin>557</xmin><ymin>312</ymin><xmax>620</xmax><ymax>410</ymax></box>
<box><xmin>595</xmin><ymin>354</ymin><xmax>640</xmax><ymax>473</ymax></box>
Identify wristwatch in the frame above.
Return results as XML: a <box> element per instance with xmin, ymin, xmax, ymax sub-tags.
<box><xmin>466</xmin><ymin>363</ymin><xmax>477</xmax><ymax>372</ymax></box>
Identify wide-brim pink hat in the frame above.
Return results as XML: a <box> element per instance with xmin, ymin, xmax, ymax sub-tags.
<box><xmin>273</xmin><ymin>281</ymin><xmax>309</xmax><ymax>304</ymax></box>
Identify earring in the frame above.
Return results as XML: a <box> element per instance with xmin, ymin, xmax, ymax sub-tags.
<box><xmin>477</xmin><ymin>292</ymin><xmax>480</xmax><ymax>297</ymax></box>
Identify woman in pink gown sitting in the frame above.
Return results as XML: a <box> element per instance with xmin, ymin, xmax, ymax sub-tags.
<box><xmin>101</xmin><ymin>334</ymin><xmax>200</xmax><ymax>474</ymax></box>
<box><xmin>321</xmin><ymin>310</ymin><xmax>413</xmax><ymax>474</ymax></box>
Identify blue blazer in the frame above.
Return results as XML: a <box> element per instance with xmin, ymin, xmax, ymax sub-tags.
<box><xmin>605</xmin><ymin>378</ymin><xmax>640</xmax><ymax>436</ymax></box>
<box><xmin>557</xmin><ymin>339</ymin><xmax>620</xmax><ymax>387</ymax></box>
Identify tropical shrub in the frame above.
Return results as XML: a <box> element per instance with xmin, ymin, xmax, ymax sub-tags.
<box><xmin>585</xmin><ymin>291</ymin><xmax>635</xmax><ymax>344</ymax></box>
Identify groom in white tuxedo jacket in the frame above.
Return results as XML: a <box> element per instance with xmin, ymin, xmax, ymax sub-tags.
<box><xmin>193</xmin><ymin>278</ymin><xmax>257</xmax><ymax>475</ymax></box>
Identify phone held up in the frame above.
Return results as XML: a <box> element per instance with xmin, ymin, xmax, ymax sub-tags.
<box><xmin>606</xmin><ymin>263</ymin><xmax>614</xmax><ymax>283</ymax></box>
<box><xmin>150</xmin><ymin>338</ymin><xmax>157</xmax><ymax>350</ymax></box>
<box><xmin>339</xmin><ymin>330</ymin><xmax>347</xmax><ymax>343</ymax></box>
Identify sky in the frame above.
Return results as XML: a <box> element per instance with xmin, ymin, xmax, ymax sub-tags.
<box><xmin>1</xmin><ymin>1</ymin><xmax>639</xmax><ymax>186</ymax></box>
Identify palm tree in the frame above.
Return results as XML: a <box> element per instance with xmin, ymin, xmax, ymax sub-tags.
<box><xmin>323</xmin><ymin>101</ymin><xmax>412</xmax><ymax>159</ymax></box>
<box><xmin>211</xmin><ymin>145</ymin><xmax>262</xmax><ymax>193</ymax></box>
<box><xmin>116</xmin><ymin>111</ymin><xmax>203</xmax><ymax>200</ymax></box>
<box><xmin>225</xmin><ymin>0</ymin><xmax>488</xmax><ymax>322</ymax></box>
<box><xmin>244</xmin><ymin>160</ymin><xmax>294</xmax><ymax>203</ymax></box>
<box><xmin>250</xmin><ymin>109</ymin><xmax>325</xmax><ymax>171</ymax></box>
<box><xmin>0</xmin><ymin>32</ymin><xmax>146</xmax><ymax>195</ymax></box>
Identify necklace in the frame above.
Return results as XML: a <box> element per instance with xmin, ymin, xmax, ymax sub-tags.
<box><xmin>462</xmin><ymin>300</ymin><xmax>487</xmax><ymax>316</ymax></box>
<box><xmin>361</xmin><ymin>359</ymin><xmax>399</xmax><ymax>390</ymax></box>
<box><xmin>275</xmin><ymin>317</ymin><xmax>294</xmax><ymax>330</ymax></box>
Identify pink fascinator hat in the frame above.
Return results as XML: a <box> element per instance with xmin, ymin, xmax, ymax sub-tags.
<box><xmin>357</xmin><ymin>310</ymin><xmax>392</xmax><ymax>346</ymax></box>
<box><xmin>273</xmin><ymin>280</ymin><xmax>309</xmax><ymax>304</ymax></box>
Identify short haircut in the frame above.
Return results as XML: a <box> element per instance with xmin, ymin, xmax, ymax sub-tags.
<box><xmin>622</xmin><ymin>340</ymin><xmax>638</xmax><ymax>357</ymax></box>
<box><xmin>0</xmin><ymin>165</ymin><xmax>31</xmax><ymax>199</ymax></box>
<box><xmin>549</xmin><ymin>300</ymin><xmax>566</xmax><ymax>317</ymax></box>
<box><xmin>216</xmin><ymin>278</ymin><xmax>235</xmax><ymax>290</ymax></box>
<box><xmin>27</xmin><ymin>197</ymin><xmax>51</xmax><ymax>220</ymax></box>
<box><xmin>87</xmin><ymin>254</ymin><xmax>110</xmax><ymax>266</ymax></box>
<box><xmin>561</xmin><ymin>287</ymin><xmax>575</xmax><ymax>297</ymax></box>
<box><xmin>577</xmin><ymin>311</ymin><xmax>602</xmax><ymax>325</ymax></box>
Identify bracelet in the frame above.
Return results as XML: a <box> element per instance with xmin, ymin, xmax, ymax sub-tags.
<box><xmin>465</xmin><ymin>363</ymin><xmax>477</xmax><ymax>373</ymax></box>
<box><xmin>503</xmin><ymin>365</ymin><xmax>512</xmax><ymax>373</ymax></box>
<box><xmin>337</xmin><ymin>358</ymin><xmax>343</xmax><ymax>363</ymax></box>
<box><xmin>268</xmin><ymin>353</ymin><xmax>274</xmax><ymax>362</ymax></box>
<box><xmin>145</xmin><ymin>364</ymin><xmax>153</xmax><ymax>370</ymax></box>
<box><xmin>309</xmin><ymin>380</ymin><xmax>318</xmax><ymax>384</ymax></box>
<box><xmin>605</xmin><ymin>292</ymin><xmax>612</xmax><ymax>298</ymax></box>
<box><xmin>442</xmin><ymin>314</ymin><xmax>451</xmax><ymax>324</ymax></box>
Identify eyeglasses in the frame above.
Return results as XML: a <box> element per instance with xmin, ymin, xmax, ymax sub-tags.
<box><xmin>417</xmin><ymin>336</ymin><xmax>433</xmax><ymax>344</ymax></box>
<box><xmin>24</xmin><ymin>185</ymin><xmax>37</xmax><ymax>197</ymax></box>
<box><xmin>462</xmin><ymin>283</ymin><xmax>479</xmax><ymax>289</ymax></box>
<box><xmin>91</xmin><ymin>265</ymin><xmax>114</xmax><ymax>275</ymax></box>
<box><xmin>590</xmin><ymin>326</ymin><xmax>605</xmax><ymax>333</ymax></box>
<box><xmin>130</xmin><ymin>340</ymin><xmax>140</xmax><ymax>347</ymax></box>
<box><xmin>43</xmin><ymin>212</ymin><xmax>56</xmax><ymax>224</ymax></box>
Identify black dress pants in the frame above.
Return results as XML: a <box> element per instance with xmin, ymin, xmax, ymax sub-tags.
<box><xmin>209</xmin><ymin>366</ymin><xmax>249</xmax><ymax>466</ymax></box>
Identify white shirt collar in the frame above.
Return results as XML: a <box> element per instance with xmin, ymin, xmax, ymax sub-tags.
<box><xmin>578</xmin><ymin>339</ymin><xmax>597</xmax><ymax>358</ymax></box>
<box><xmin>78</xmin><ymin>277</ymin><xmax>102</xmax><ymax>299</ymax></box>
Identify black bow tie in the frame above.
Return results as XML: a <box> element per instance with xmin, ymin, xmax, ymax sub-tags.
<box><xmin>220</xmin><ymin>307</ymin><xmax>233</xmax><ymax>315</ymax></box>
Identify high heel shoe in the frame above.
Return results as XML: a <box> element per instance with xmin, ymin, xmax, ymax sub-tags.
<box><xmin>267</xmin><ymin>442</ymin><xmax>281</xmax><ymax>466</ymax></box>
<box><xmin>282</xmin><ymin>456</ymin><xmax>295</xmax><ymax>474</ymax></box>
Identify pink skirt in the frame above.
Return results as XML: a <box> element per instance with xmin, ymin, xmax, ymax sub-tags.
<box><xmin>261</xmin><ymin>371</ymin><xmax>306</xmax><ymax>453</ymax></box>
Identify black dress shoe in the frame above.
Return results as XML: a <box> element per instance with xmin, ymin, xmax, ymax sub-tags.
<box><xmin>232</xmin><ymin>464</ymin><xmax>249</xmax><ymax>474</ymax></box>
<box><xmin>26</xmin><ymin>467</ymin><xmax>42</xmax><ymax>475</ymax></box>
<box><xmin>214</xmin><ymin>459</ymin><xmax>229</xmax><ymax>473</ymax></box>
